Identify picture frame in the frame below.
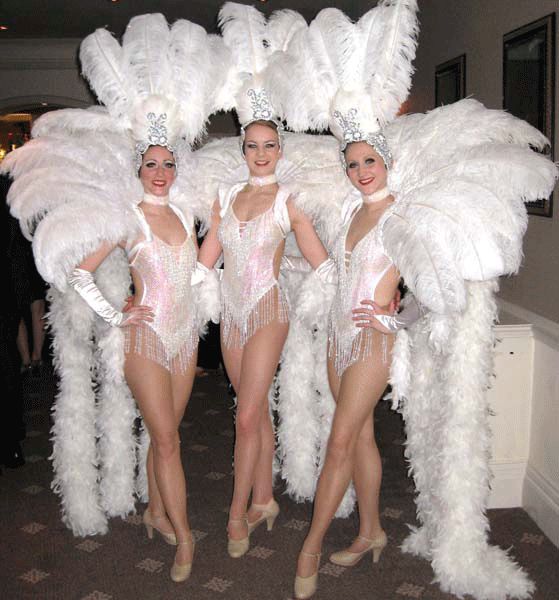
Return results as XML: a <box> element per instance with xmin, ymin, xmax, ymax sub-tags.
<box><xmin>435</xmin><ymin>54</ymin><xmax>466</xmax><ymax>107</ymax></box>
<box><xmin>503</xmin><ymin>14</ymin><xmax>556</xmax><ymax>217</ymax></box>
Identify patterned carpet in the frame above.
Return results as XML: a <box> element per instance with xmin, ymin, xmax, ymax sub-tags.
<box><xmin>1</xmin><ymin>366</ymin><xmax>558</xmax><ymax>600</ymax></box>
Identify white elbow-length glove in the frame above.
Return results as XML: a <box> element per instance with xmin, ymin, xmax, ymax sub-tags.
<box><xmin>374</xmin><ymin>293</ymin><xmax>424</xmax><ymax>332</ymax></box>
<box><xmin>68</xmin><ymin>267</ymin><xmax>126</xmax><ymax>327</ymax></box>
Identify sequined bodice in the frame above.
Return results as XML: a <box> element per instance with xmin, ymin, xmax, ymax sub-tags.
<box><xmin>218</xmin><ymin>186</ymin><xmax>290</xmax><ymax>346</ymax></box>
<box><xmin>126</xmin><ymin>205</ymin><xmax>198</xmax><ymax>368</ymax></box>
<box><xmin>131</xmin><ymin>235</ymin><xmax>197</xmax><ymax>356</ymax></box>
<box><xmin>328</xmin><ymin>204</ymin><xmax>392</xmax><ymax>373</ymax></box>
<box><xmin>219</xmin><ymin>195</ymin><xmax>285</xmax><ymax>314</ymax></box>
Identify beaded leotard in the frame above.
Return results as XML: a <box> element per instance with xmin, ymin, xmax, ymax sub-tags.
<box><xmin>328</xmin><ymin>197</ymin><xmax>394</xmax><ymax>375</ymax></box>
<box><xmin>218</xmin><ymin>182</ymin><xmax>291</xmax><ymax>348</ymax></box>
<box><xmin>124</xmin><ymin>204</ymin><xmax>198</xmax><ymax>374</ymax></box>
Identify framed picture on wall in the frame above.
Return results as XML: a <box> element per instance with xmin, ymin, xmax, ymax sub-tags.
<box><xmin>435</xmin><ymin>54</ymin><xmax>466</xmax><ymax>107</ymax></box>
<box><xmin>504</xmin><ymin>14</ymin><xmax>556</xmax><ymax>217</ymax></box>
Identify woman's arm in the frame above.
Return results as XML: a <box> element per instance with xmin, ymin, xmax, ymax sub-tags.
<box><xmin>197</xmin><ymin>199</ymin><xmax>223</xmax><ymax>271</ymax></box>
<box><xmin>352</xmin><ymin>292</ymin><xmax>424</xmax><ymax>334</ymax></box>
<box><xmin>69</xmin><ymin>242</ymin><xmax>153</xmax><ymax>327</ymax></box>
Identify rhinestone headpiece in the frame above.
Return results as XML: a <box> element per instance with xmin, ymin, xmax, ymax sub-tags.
<box><xmin>247</xmin><ymin>88</ymin><xmax>274</xmax><ymax>122</ymax></box>
<box><xmin>135</xmin><ymin>111</ymin><xmax>175</xmax><ymax>170</ymax></box>
<box><xmin>333</xmin><ymin>108</ymin><xmax>393</xmax><ymax>170</ymax></box>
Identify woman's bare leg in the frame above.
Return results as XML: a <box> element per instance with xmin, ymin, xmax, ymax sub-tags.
<box><xmin>327</xmin><ymin>355</ymin><xmax>383</xmax><ymax>550</ymax></box>
<box><xmin>125</xmin><ymin>352</ymin><xmax>197</xmax><ymax>565</ymax></box>
<box><xmin>298</xmin><ymin>335</ymin><xmax>391</xmax><ymax>577</ymax></box>
<box><xmin>16</xmin><ymin>319</ymin><xmax>30</xmax><ymax>367</ymax></box>
<box><xmin>222</xmin><ymin>319</ymin><xmax>288</xmax><ymax>540</ymax></box>
<box><xmin>30</xmin><ymin>299</ymin><xmax>45</xmax><ymax>362</ymax></box>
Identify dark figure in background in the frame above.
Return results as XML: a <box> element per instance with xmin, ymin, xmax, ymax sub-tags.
<box><xmin>16</xmin><ymin>242</ymin><xmax>47</xmax><ymax>376</ymax></box>
<box><xmin>0</xmin><ymin>174</ymin><xmax>26</xmax><ymax>469</ymax></box>
<box><xmin>195</xmin><ymin>225</ymin><xmax>223</xmax><ymax>378</ymax></box>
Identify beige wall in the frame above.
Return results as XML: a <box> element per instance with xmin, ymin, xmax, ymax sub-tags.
<box><xmin>408</xmin><ymin>0</ymin><xmax>559</xmax><ymax>323</ymax></box>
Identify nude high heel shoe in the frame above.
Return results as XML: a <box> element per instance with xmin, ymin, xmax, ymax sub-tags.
<box><xmin>294</xmin><ymin>551</ymin><xmax>321</xmax><ymax>599</ymax></box>
<box><xmin>227</xmin><ymin>516</ymin><xmax>249</xmax><ymax>558</ymax></box>
<box><xmin>329</xmin><ymin>531</ymin><xmax>387</xmax><ymax>567</ymax></box>
<box><xmin>170</xmin><ymin>536</ymin><xmax>194</xmax><ymax>583</ymax></box>
<box><xmin>247</xmin><ymin>498</ymin><xmax>280</xmax><ymax>534</ymax></box>
<box><xmin>143</xmin><ymin>508</ymin><xmax>177</xmax><ymax>546</ymax></box>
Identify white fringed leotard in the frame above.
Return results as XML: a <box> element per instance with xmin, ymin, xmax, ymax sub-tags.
<box><xmin>328</xmin><ymin>197</ymin><xmax>393</xmax><ymax>375</ymax></box>
<box><xmin>124</xmin><ymin>204</ymin><xmax>198</xmax><ymax>374</ymax></box>
<box><xmin>218</xmin><ymin>183</ymin><xmax>291</xmax><ymax>348</ymax></box>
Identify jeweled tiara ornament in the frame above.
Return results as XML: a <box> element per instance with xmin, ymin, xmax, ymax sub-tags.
<box><xmin>333</xmin><ymin>109</ymin><xmax>393</xmax><ymax>169</ymax></box>
<box><xmin>247</xmin><ymin>88</ymin><xmax>274</xmax><ymax>122</ymax></box>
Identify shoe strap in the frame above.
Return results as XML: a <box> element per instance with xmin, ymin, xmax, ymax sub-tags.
<box><xmin>356</xmin><ymin>532</ymin><xmax>385</xmax><ymax>544</ymax></box>
<box><xmin>300</xmin><ymin>550</ymin><xmax>321</xmax><ymax>560</ymax></box>
<box><xmin>228</xmin><ymin>516</ymin><xmax>248</xmax><ymax>523</ymax></box>
<box><xmin>250</xmin><ymin>499</ymin><xmax>276</xmax><ymax>511</ymax></box>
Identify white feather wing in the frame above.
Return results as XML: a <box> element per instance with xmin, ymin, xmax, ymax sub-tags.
<box><xmin>380</xmin><ymin>100</ymin><xmax>558</xmax><ymax>312</ymax></box>
<box><xmin>1</xmin><ymin>127</ymin><xmax>141</xmax><ymax>290</ymax></box>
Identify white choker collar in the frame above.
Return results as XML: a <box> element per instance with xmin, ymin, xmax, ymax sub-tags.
<box><xmin>143</xmin><ymin>193</ymin><xmax>169</xmax><ymax>206</ymax></box>
<box><xmin>363</xmin><ymin>187</ymin><xmax>390</xmax><ymax>204</ymax></box>
<box><xmin>248</xmin><ymin>174</ymin><xmax>278</xmax><ymax>187</ymax></box>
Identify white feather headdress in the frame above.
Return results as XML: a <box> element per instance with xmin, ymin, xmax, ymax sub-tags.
<box><xmin>268</xmin><ymin>0</ymin><xmax>419</xmax><ymax>167</ymax></box>
<box><xmin>217</xmin><ymin>2</ymin><xmax>306</xmax><ymax>129</ymax></box>
<box><xmin>80</xmin><ymin>13</ymin><xmax>219</xmax><ymax>161</ymax></box>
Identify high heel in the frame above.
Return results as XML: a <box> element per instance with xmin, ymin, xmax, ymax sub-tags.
<box><xmin>170</xmin><ymin>537</ymin><xmax>194</xmax><ymax>583</ymax></box>
<box><xmin>247</xmin><ymin>498</ymin><xmax>280</xmax><ymax>534</ymax></box>
<box><xmin>329</xmin><ymin>531</ymin><xmax>387</xmax><ymax>567</ymax></box>
<box><xmin>294</xmin><ymin>551</ymin><xmax>321</xmax><ymax>599</ymax></box>
<box><xmin>227</xmin><ymin>516</ymin><xmax>249</xmax><ymax>558</ymax></box>
<box><xmin>143</xmin><ymin>509</ymin><xmax>177</xmax><ymax>546</ymax></box>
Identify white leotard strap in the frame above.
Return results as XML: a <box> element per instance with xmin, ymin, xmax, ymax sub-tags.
<box><xmin>219</xmin><ymin>183</ymin><xmax>245</xmax><ymax>219</ymax></box>
<box><xmin>127</xmin><ymin>205</ymin><xmax>153</xmax><ymax>257</ymax></box>
<box><xmin>340</xmin><ymin>191</ymin><xmax>363</xmax><ymax>227</ymax></box>
<box><xmin>169</xmin><ymin>203</ymin><xmax>194</xmax><ymax>234</ymax></box>
<box><xmin>127</xmin><ymin>203</ymin><xmax>192</xmax><ymax>259</ymax></box>
<box><xmin>273</xmin><ymin>187</ymin><xmax>291</xmax><ymax>237</ymax></box>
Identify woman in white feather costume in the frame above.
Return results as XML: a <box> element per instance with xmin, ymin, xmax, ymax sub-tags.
<box><xmin>1</xmin><ymin>14</ymin><xmax>226</xmax><ymax>583</ymax></box>
<box><xmin>194</xmin><ymin>3</ymin><xmax>336</xmax><ymax>559</ymax></box>
<box><xmin>261</xmin><ymin>1</ymin><xmax>558</xmax><ymax>599</ymax></box>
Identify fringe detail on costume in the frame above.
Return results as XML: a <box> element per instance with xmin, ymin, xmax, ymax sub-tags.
<box><xmin>221</xmin><ymin>285</ymin><xmax>289</xmax><ymax>349</ymax></box>
<box><xmin>48</xmin><ymin>286</ymin><xmax>107</xmax><ymax>536</ymax></box>
<box><xmin>125</xmin><ymin>323</ymin><xmax>197</xmax><ymax>375</ymax></box>
<box><xmin>399</xmin><ymin>281</ymin><xmax>535</xmax><ymax>599</ymax></box>
<box><xmin>328</xmin><ymin>328</ymin><xmax>388</xmax><ymax>377</ymax></box>
<box><xmin>94</xmin><ymin>251</ymin><xmax>138</xmax><ymax>518</ymax></box>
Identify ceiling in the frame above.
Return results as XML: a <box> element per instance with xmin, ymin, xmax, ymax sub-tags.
<box><xmin>0</xmin><ymin>0</ymin><xmax>364</xmax><ymax>39</ymax></box>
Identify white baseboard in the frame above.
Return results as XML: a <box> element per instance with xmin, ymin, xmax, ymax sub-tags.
<box><xmin>498</xmin><ymin>298</ymin><xmax>559</xmax><ymax>349</ymax></box>
<box><xmin>523</xmin><ymin>464</ymin><xmax>559</xmax><ymax>548</ymax></box>
<box><xmin>488</xmin><ymin>461</ymin><xmax>526</xmax><ymax>509</ymax></box>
